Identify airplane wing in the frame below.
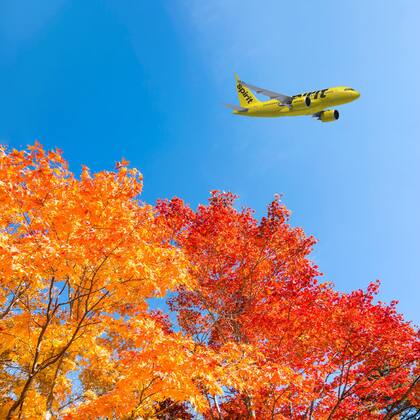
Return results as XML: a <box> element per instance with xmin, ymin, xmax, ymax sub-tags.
<box><xmin>224</xmin><ymin>103</ymin><xmax>248</xmax><ymax>112</ymax></box>
<box><xmin>240</xmin><ymin>81</ymin><xmax>292</xmax><ymax>104</ymax></box>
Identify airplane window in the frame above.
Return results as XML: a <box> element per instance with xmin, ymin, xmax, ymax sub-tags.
<box><xmin>344</xmin><ymin>88</ymin><xmax>355</xmax><ymax>91</ymax></box>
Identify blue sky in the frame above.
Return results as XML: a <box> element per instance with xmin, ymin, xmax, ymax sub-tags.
<box><xmin>1</xmin><ymin>1</ymin><xmax>419</xmax><ymax>323</ymax></box>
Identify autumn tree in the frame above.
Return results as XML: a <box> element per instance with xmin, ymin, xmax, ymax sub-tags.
<box><xmin>1</xmin><ymin>143</ymin><xmax>418</xmax><ymax>419</ymax></box>
<box><xmin>156</xmin><ymin>192</ymin><xmax>419</xmax><ymax>419</ymax></box>
<box><xmin>0</xmin><ymin>144</ymin><xmax>259</xmax><ymax>419</ymax></box>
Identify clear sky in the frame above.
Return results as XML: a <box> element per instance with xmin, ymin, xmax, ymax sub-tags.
<box><xmin>1</xmin><ymin>1</ymin><xmax>419</xmax><ymax>323</ymax></box>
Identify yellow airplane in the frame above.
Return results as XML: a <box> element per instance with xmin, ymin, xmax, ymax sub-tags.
<box><xmin>226</xmin><ymin>74</ymin><xmax>360</xmax><ymax>122</ymax></box>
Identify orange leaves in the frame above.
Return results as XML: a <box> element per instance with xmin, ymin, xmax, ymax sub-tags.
<box><xmin>0</xmin><ymin>144</ymin><xmax>193</xmax><ymax>419</ymax></box>
<box><xmin>65</xmin><ymin>315</ymin><xmax>265</xmax><ymax>419</ymax></box>
<box><xmin>1</xmin><ymin>144</ymin><xmax>418</xmax><ymax>419</ymax></box>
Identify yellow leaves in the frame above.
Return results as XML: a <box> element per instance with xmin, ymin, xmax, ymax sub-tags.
<box><xmin>0</xmin><ymin>144</ymin><xmax>199</xmax><ymax>419</ymax></box>
<box><xmin>19</xmin><ymin>388</ymin><xmax>48</xmax><ymax>418</ymax></box>
<box><xmin>83</xmin><ymin>389</ymin><xmax>97</xmax><ymax>401</ymax></box>
<box><xmin>2</xmin><ymin>143</ymin><xmax>337</xmax><ymax>419</ymax></box>
<box><xmin>67</xmin><ymin>315</ymin><xmax>262</xmax><ymax>418</ymax></box>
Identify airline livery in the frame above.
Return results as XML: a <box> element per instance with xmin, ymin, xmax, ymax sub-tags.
<box><xmin>226</xmin><ymin>74</ymin><xmax>360</xmax><ymax>122</ymax></box>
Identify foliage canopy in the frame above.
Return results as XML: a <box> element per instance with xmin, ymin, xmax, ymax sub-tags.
<box><xmin>0</xmin><ymin>144</ymin><xmax>418</xmax><ymax>419</ymax></box>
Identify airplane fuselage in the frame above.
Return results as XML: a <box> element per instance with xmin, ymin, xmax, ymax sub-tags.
<box><xmin>234</xmin><ymin>86</ymin><xmax>360</xmax><ymax>117</ymax></box>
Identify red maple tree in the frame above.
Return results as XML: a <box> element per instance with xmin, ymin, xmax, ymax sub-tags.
<box><xmin>157</xmin><ymin>191</ymin><xmax>419</xmax><ymax>419</ymax></box>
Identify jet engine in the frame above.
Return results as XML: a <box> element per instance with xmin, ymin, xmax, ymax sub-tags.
<box><xmin>291</xmin><ymin>95</ymin><xmax>311</xmax><ymax>109</ymax></box>
<box><xmin>317</xmin><ymin>109</ymin><xmax>339</xmax><ymax>122</ymax></box>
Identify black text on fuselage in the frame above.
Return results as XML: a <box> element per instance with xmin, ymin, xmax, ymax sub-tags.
<box><xmin>292</xmin><ymin>89</ymin><xmax>328</xmax><ymax>100</ymax></box>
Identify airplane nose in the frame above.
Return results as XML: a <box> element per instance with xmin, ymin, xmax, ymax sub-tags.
<box><xmin>353</xmin><ymin>90</ymin><xmax>361</xmax><ymax>99</ymax></box>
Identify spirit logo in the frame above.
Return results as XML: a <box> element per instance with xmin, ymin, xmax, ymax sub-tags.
<box><xmin>237</xmin><ymin>83</ymin><xmax>254</xmax><ymax>104</ymax></box>
<box><xmin>293</xmin><ymin>89</ymin><xmax>328</xmax><ymax>100</ymax></box>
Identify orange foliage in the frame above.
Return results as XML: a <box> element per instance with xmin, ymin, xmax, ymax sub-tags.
<box><xmin>0</xmin><ymin>144</ymin><xmax>418</xmax><ymax>419</ymax></box>
<box><xmin>0</xmin><ymin>144</ymin><xmax>236</xmax><ymax>419</ymax></box>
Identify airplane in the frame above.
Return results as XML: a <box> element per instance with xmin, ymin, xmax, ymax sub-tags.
<box><xmin>226</xmin><ymin>74</ymin><xmax>360</xmax><ymax>122</ymax></box>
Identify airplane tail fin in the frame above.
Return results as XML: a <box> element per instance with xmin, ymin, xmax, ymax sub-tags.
<box><xmin>235</xmin><ymin>73</ymin><xmax>260</xmax><ymax>107</ymax></box>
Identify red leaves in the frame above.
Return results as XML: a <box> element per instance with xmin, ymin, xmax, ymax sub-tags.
<box><xmin>157</xmin><ymin>191</ymin><xmax>419</xmax><ymax>418</ymax></box>
<box><xmin>1</xmin><ymin>144</ymin><xmax>418</xmax><ymax>419</ymax></box>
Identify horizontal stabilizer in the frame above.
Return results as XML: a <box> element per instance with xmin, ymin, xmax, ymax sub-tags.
<box><xmin>224</xmin><ymin>103</ymin><xmax>248</xmax><ymax>112</ymax></box>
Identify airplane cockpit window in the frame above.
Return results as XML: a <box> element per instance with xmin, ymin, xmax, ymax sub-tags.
<box><xmin>344</xmin><ymin>88</ymin><xmax>355</xmax><ymax>91</ymax></box>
